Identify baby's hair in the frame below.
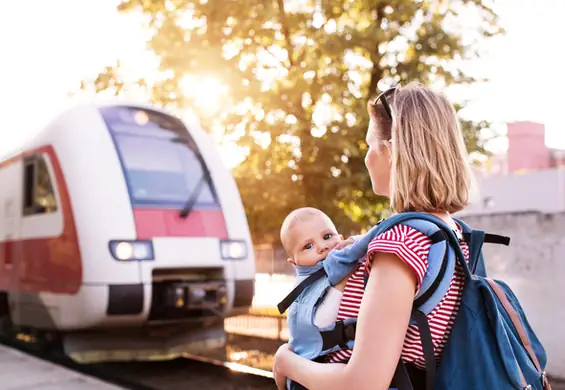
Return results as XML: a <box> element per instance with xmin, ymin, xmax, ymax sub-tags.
<box><xmin>280</xmin><ymin>207</ymin><xmax>328</xmax><ymax>255</ymax></box>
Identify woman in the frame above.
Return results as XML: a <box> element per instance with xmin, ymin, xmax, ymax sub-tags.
<box><xmin>272</xmin><ymin>82</ymin><xmax>474</xmax><ymax>390</ymax></box>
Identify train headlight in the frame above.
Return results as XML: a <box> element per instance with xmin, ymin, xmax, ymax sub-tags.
<box><xmin>220</xmin><ymin>240</ymin><xmax>247</xmax><ymax>260</ymax></box>
<box><xmin>109</xmin><ymin>240</ymin><xmax>154</xmax><ymax>261</ymax></box>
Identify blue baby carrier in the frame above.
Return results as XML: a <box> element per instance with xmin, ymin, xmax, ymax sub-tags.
<box><xmin>278</xmin><ymin>212</ymin><xmax>551</xmax><ymax>390</ymax></box>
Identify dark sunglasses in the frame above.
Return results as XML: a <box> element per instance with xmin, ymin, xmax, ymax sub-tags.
<box><xmin>372</xmin><ymin>86</ymin><xmax>397</xmax><ymax>120</ymax></box>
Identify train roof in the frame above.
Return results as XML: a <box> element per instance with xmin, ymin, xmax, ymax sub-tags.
<box><xmin>0</xmin><ymin>99</ymin><xmax>205</xmax><ymax>161</ymax></box>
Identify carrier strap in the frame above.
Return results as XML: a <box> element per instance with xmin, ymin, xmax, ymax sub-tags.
<box><xmin>412</xmin><ymin>310</ymin><xmax>436</xmax><ymax>390</ymax></box>
<box><xmin>391</xmin><ymin>360</ymin><xmax>414</xmax><ymax>390</ymax></box>
<box><xmin>277</xmin><ymin>267</ymin><xmax>326</xmax><ymax>314</ymax></box>
<box><xmin>413</xmin><ymin>232</ymin><xmax>448</xmax><ymax>309</ymax></box>
<box><xmin>325</xmin><ymin>230</ymin><xmax>449</xmax><ymax>352</ymax></box>
<box><xmin>462</xmin><ymin>232</ymin><xmax>510</xmax><ymax>246</ymax></box>
<box><xmin>393</xmin><ymin>311</ymin><xmax>436</xmax><ymax>390</ymax></box>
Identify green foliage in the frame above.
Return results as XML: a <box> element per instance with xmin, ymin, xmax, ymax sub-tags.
<box><xmin>80</xmin><ymin>0</ymin><xmax>503</xmax><ymax>244</ymax></box>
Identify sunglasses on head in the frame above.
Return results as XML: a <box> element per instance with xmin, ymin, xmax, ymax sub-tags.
<box><xmin>372</xmin><ymin>86</ymin><xmax>397</xmax><ymax>120</ymax></box>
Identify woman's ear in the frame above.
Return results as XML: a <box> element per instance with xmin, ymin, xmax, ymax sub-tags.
<box><xmin>384</xmin><ymin>139</ymin><xmax>393</xmax><ymax>163</ymax></box>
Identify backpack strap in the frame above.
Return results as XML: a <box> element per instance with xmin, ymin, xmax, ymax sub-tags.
<box><xmin>391</xmin><ymin>360</ymin><xmax>415</xmax><ymax>390</ymax></box>
<box><xmin>454</xmin><ymin>217</ymin><xmax>510</xmax><ymax>275</ymax></box>
<box><xmin>394</xmin><ymin>216</ymin><xmax>511</xmax><ymax>390</ymax></box>
<box><xmin>277</xmin><ymin>267</ymin><xmax>326</xmax><ymax>314</ymax></box>
<box><xmin>462</xmin><ymin>232</ymin><xmax>510</xmax><ymax>246</ymax></box>
<box><xmin>412</xmin><ymin>309</ymin><xmax>436</xmax><ymax>390</ymax></box>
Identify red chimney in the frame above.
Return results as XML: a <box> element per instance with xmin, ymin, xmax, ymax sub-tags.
<box><xmin>507</xmin><ymin>121</ymin><xmax>550</xmax><ymax>174</ymax></box>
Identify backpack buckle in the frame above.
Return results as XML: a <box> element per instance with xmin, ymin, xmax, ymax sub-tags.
<box><xmin>541</xmin><ymin>371</ymin><xmax>551</xmax><ymax>389</ymax></box>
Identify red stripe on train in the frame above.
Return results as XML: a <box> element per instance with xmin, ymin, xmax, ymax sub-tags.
<box><xmin>132</xmin><ymin>209</ymin><xmax>228</xmax><ymax>240</ymax></box>
<box><xmin>0</xmin><ymin>145</ymin><xmax>82</xmax><ymax>295</ymax></box>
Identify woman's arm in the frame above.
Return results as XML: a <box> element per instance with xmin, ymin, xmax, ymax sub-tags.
<box><xmin>273</xmin><ymin>252</ymin><xmax>418</xmax><ymax>390</ymax></box>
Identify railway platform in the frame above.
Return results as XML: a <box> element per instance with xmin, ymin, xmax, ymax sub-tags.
<box><xmin>0</xmin><ymin>344</ymin><xmax>123</xmax><ymax>389</ymax></box>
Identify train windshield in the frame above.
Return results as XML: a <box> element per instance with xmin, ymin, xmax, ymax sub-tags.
<box><xmin>100</xmin><ymin>107</ymin><xmax>218</xmax><ymax>209</ymax></box>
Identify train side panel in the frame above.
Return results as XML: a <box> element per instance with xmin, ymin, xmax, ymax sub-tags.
<box><xmin>0</xmin><ymin>146</ymin><xmax>84</xmax><ymax>329</ymax></box>
<box><xmin>38</xmin><ymin>106</ymin><xmax>146</xmax><ymax>329</ymax></box>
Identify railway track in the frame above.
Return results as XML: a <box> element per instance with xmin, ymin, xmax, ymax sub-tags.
<box><xmin>3</xmin><ymin>319</ymin><xmax>563</xmax><ymax>390</ymax></box>
<box><xmin>89</xmin><ymin>356</ymin><xmax>276</xmax><ymax>390</ymax></box>
<box><xmin>0</xmin><ymin>330</ymin><xmax>276</xmax><ymax>390</ymax></box>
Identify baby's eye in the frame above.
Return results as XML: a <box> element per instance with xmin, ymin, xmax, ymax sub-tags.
<box><xmin>303</xmin><ymin>243</ymin><xmax>313</xmax><ymax>250</ymax></box>
<box><xmin>323</xmin><ymin>233</ymin><xmax>333</xmax><ymax>240</ymax></box>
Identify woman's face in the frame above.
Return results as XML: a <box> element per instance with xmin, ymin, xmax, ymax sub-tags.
<box><xmin>364</xmin><ymin>119</ymin><xmax>391</xmax><ymax>196</ymax></box>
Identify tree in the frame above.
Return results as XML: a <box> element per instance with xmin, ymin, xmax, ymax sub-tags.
<box><xmin>79</xmin><ymin>0</ymin><xmax>503</xmax><ymax>244</ymax></box>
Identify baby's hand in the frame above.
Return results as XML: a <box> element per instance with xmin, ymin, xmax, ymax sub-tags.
<box><xmin>331</xmin><ymin>237</ymin><xmax>355</xmax><ymax>251</ymax></box>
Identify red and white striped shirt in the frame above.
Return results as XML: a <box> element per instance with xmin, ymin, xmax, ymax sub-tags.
<box><xmin>326</xmin><ymin>224</ymin><xmax>469</xmax><ymax>368</ymax></box>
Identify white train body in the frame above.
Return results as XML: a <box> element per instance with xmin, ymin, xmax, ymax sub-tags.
<box><xmin>0</xmin><ymin>102</ymin><xmax>255</xmax><ymax>361</ymax></box>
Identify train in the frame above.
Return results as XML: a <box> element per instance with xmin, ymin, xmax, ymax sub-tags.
<box><xmin>0</xmin><ymin>102</ymin><xmax>255</xmax><ymax>362</ymax></box>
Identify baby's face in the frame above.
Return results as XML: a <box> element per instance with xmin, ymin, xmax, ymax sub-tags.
<box><xmin>287</xmin><ymin>215</ymin><xmax>341</xmax><ymax>267</ymax></box>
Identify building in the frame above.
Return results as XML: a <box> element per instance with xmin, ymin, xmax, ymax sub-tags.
<box><xmin>459</xmin><ymin>121</ymin><xmax>565</xmax><ymax>217</ymax></box>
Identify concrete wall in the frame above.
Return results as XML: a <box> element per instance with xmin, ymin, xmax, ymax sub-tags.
<box><xmin>459</xmin><ymin>168</ymin><xmax>565</xmax><ymax>217</ymax></box>
<box><xmin>459</xmin><ymin>211</ymin><xmax>565</xmax><ymax>376</ymax></box>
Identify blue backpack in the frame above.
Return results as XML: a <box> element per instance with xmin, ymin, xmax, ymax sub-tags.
<box><xmin>279</xmin><ymin>212</ymin><xmax>551</xmax><ymax>390</ymax></box>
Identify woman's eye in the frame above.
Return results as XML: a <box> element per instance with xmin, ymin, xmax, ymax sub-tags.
<box><xmin>323</xmin><ymin>233</ymin><xmax>333</xmax><ymax>240</ymax></box>
<box><xmin>303</xmin><ymin>243</ymin><xmax>313</xmax><ymax>250</ymax></box>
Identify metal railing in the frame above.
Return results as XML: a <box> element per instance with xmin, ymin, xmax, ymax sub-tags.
<box><xmin>225</xmin><ymin>313</ymin><xmax>289</xmax><ymax>342</ymax></box>
<box><xmin>254</xmin><ymin>246</ymin><xmax>294</xmax><ymax>275</ymax></box>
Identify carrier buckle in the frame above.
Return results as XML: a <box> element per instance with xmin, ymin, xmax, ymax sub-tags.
<box><xmin>337</xmin><ymin>321</ymin><xmax>356</xmax><ymax>348</ymax></box>
<box><xmin>320</xmin><ymin>320</ymin><xmax>357</xmax><ymax>351</ymax></box>
<box><xmin>343</xmin><ymin>322</ymin><xmax>356</xmax><ymax>341</ymax></box>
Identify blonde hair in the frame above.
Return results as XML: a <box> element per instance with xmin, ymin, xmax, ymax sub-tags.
<box><xmin>368</xmin><ymin>82</ymin><xmax>473</xmax><ymax>214</ymax></box>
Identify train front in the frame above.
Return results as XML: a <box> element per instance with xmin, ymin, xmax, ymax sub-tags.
<box><xmin>107</xmin><ymin>105</ymin><xmax>254</xmax><ymax>316</ymax></box>
<box><xmin>69</xmin><ymin>105</ymin><xmax>255</xmax><ymax>362</ymax></box>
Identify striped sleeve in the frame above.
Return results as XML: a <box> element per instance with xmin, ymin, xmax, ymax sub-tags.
<box><xmin>365</xmin><ymin>224</ymin><xmax>432</xmax><ymax>293</ymax></box>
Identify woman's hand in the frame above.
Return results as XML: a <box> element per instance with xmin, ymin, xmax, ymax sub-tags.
<box><xmin>273</xmin><ymin>343</ymin><xmax>294</xmax><ymax>390</ymax></box>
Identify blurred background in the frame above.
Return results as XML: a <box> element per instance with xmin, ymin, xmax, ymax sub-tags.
<box><xmin>1</xmin><ymin>0</ymin><xmax>564</xmax><ymax>244</ymax></box>
<box><xmin>0</xmin><ymin>0</ymin><xmax>563</xmax><ymax>388</ymax></box>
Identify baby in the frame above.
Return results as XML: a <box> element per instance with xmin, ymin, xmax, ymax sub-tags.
<box><xmin>279</xmin><ymin>207</ymin><xmax>363</xmax><ymax>390</ymax></box>
<box><xmin>280</xmin><ymin>207</ymin><xmax>354</xmax><ymax>329</ymax></box>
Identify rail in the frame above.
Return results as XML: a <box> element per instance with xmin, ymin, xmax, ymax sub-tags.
<box><xmin>254</xmin><ymin>246</ymin><xmax>294</xmax><ymax>275</ymax></box>
<box><xmin>225</xmin><ymin>313</ymin><xmax>289</xmax><ymax>342</ymax></box>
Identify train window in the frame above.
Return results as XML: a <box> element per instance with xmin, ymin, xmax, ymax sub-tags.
<box><xmin>22</xmin><ymin>155</ymin><xmax>58</xmax><ymax>216</ymax></box>
<box><xmin>99</xmin><ymin>106</ymin><xmax>187</xmax><ymax>137</ymax></box>
<box><xmin>100</xmin><ymin>106</ymin><xmax>219</xmax><ymax>208</ymax></box>
<box><xmin>113</xmin><ymin>134</ymin><xmax>218</xmax><ymax>207</ymax></box>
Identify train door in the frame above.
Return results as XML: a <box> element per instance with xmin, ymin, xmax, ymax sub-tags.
<box><xmin>14</xmin><ymin>153</ymin><xmax>62</xmax><ymax>328</ymax></box>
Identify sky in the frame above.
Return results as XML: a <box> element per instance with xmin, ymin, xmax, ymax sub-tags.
<box><xmin>0</xmin><ymin>0</ymin><xmax>563</xmax><ymax>163</ymax></box>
